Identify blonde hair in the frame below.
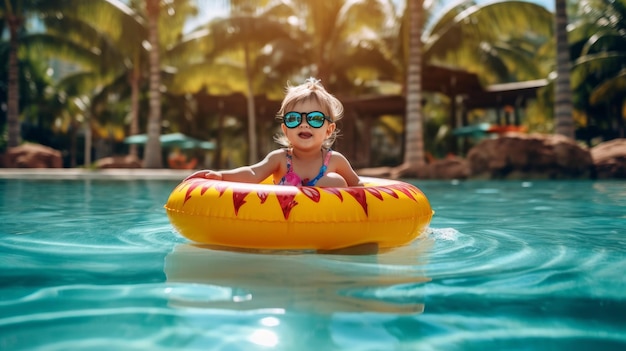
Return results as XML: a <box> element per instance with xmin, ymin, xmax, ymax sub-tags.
<box><xmin>274</xmin><ymin>77</ymin><xmax>344</xmax><ymax>149</ymax></box>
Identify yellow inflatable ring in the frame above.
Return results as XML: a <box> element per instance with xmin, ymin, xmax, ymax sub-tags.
<box><xmin>164</xmin><ymin>177</ymin><xmax>433</xmax><ymax>250</ymax></box>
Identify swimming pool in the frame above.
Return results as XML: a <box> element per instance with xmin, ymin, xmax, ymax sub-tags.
<box><xmin>1</xmin><ymin>176</ymin><xmax>625</xmax><ymax>350</ymax></box>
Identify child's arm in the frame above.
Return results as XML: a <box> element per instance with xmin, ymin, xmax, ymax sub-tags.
<box><xmin>332</xmin><ymin>152</ymin><xmax>362</xmax><ymax>187</ymax></box>
<box><xmin>185</xmin><ymin>150</ymin><xmax>283</xmax><ymax>183</ymax></box>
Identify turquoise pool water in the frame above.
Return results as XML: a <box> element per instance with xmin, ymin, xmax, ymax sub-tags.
<box><xmin>1</xmin><ymin>177</ymin><xmax>625</xmax><ymax>350</ymax></box>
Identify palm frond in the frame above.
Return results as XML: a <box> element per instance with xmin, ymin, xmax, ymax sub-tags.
<box><xmin>426</xmin><ymin>1</ymin><xmax>552</xmax><ymax>56</ymax></box>
<box><xmin>22</xmin><ymin>33</ymin><xmax>120</xmax><ymax>75</ymax></box>
<box><xmin>572</xmin><ymin>52</ymin><xmax>626</xmax><ymax>87</ymax></box>
<box><xmin>581</xmin><ymin>30</ymin><xmax>626</xmax><ymax>55</ymax></box>
<box><xmin>589</xmin><ymin>69</ymin><xmax>626</xmax><ymax>105</ymax></box>
<box><xmin>169</xmin><ymin>61</ymin><xmax>248</xmax><ymax>95</ymax></box>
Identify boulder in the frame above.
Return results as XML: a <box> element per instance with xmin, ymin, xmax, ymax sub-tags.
<box><xmin>358</xmin><ymin>156</ymin><xmax>470</xmax><ymax>180</ymax></box>
<box><xmin>467</xmin><ymin>133</ymin><xmax>592</xmax><ymax>179</ymax></box>
<box><xmin>425</xmin><ymin>156</ymin><xmax>470</xmax><ymax>180</ymax></box>
<box><xmin>3</xmin><ymin>143</ymin><xmax>63</xmax><ymax>168</ymax></box>
<box><xmin>95</xmin><ymin>155</ymin><xmax>142</xmax><ymax>169</ymax></box>
<box><xmin>590</xmin><ymin>139</ymin><xmax>626</xmax><ymax>179</ymax></box>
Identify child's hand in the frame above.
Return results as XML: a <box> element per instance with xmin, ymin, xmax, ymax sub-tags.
<box><xmin>184</xmin><ymin>170</ymin><xmax>223</xmax><ymax>182</ymax></box>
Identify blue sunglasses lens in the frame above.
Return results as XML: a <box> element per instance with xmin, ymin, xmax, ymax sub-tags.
<box><xmin>284</xmin><ymin>112</ymin><xmax>302</xmax><ymax>128</ymax></box>
<box><xmin>306</xmin><ymin>112</ymin><xmax>327</xmax><ymax>128</ymax></box>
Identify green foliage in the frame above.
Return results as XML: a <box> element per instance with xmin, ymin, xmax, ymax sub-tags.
<box><xmin>3</xmin><ymin>0</ymin><xmax>624</xmax><ymax>165</ymax></box>
<box><xmin>0</xmin><ymin>33</ymin><xmax>54</xmax><ymax>148</ymax></box>
<box><xmin>423</xmin><ymin>1</ymin><xmax>553</xmax><ymax>83</ymax></box>
<box><xmin>569</xmin><ymin>0</ymin><xmax>626</xmax><ymax>140</ymax></box>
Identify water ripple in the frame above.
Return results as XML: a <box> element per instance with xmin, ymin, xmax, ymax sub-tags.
<box><xmin>424</xmin><ymin>223</ymin><xmax>625</xmax><ymax>301</ymax></box>
<box><xmin>1</xmin><ymin>179</ymin><xmax>625</xmax><ymax>350</ymax></box>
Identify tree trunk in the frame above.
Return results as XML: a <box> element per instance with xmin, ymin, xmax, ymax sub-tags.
<box><xmin>70</xmin><ymin>122</ymin><xmax>77</xmax><ymax>168</ymax></box>
<box><xmin>399</xmin><ymin>0</ymin><xmax>425</xmax><ymax>177</ymax></box>
<box><xmin>128</xmin><ymin>54</ymin><xmax>141</xmax><ymax>158</ymax></box>
<box><xmin>143</xmin><ymin>0</ymin><xmax>163</xmax><ymax>168</ymax></box>
<box><xmin>243</xmin><ymin>36</ymin><xmax>258</xmax><ymax>164</ymax></box>
<box><xmin>84</xmin><ymin>116</ymin><xmax>92</xmax><ymax>166</ymax></box>
<box><xmin>215</xmin><ymin>106</ymin><xmax>225</xmax><ymax>169</ymax></box>
<box><xmin>554</xmin><ymin>0</ymin><xmax>575</xmax><ymax>139</ymax></box>
<box><xmin>6</xmin><ymin>13</ymin><xmax>22</xmax><ymax>148</ymax></box>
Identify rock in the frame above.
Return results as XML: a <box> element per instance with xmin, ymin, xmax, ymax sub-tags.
<box><xmin>356</xmin><ymin>166</ymin><xmax>394</xmax><ymax>178</ymax></box>
<box><xmin>590</xmin><ymin>139</ymin><xmax>626</xmax><ymax>179</ymax></box>
<box><xmin>467</xmin><ymin>134</ymin><xmax>592</xmax><ymax>179</ymax></box>
<box><xmin>358</xmin><ymin>156</ymin><xmax>469</xmax><ymax>180</ymax></box>
<box><xmin>426</xmin><ymin>156</ymin><xmax>469</xmax><ymax>180</ymax></box>
<box><xmin>3</xmin><ymin>143</ymin><xmax>63</xmax><ymax>168</ymax></box>
<box><xmin>95</xmin><ymin>155</ymin><xmax>142</xmax><ymax>169</ymax></box>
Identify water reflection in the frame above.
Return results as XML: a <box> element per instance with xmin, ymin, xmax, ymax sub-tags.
<box><xmin>3</xmin><ymin>178</ymin><xmax>624</xmax><ymax>350</ymax></box>
<box><xmin>164</xmin><ymin>237</ymin><xmax>433</xmax><ymax>314</ymax></box>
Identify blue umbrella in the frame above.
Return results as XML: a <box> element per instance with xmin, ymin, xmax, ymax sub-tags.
<box><xmin>124</xmin><ymin>133</ymin><xmax>215</xmax><ymax>150</ymax></box>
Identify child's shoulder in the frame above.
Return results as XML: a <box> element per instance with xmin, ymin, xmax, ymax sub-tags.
<box><xmin>329</xmin><ymin>149</ymin><xmax>348</xmax><ymax>160</ymax></box>
<box><xmin>266</xmin><ymin>148</ymin><xmax>289</xmax><ymax>159</ymax></box>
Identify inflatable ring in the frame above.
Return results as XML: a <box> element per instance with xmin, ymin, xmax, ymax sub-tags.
<box><xmin>164</xmin><ymin>177</ymin><xmax>433</xmax><ymax>250</ymax></box>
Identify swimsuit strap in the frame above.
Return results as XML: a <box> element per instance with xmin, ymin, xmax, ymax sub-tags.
<box><xmin>277</xmin><ymin>149</ymin><xmax>300</xmax><ymax>186</ymax></box>
<box><xmin>304</xmin><ymin>149</ymin><xmax>332</xmax><ymax>186</ymax></box>
<box><xmin>285</xmin><ymin>150</ymin><xmax>293</xmax><ymax>170</ymax></box>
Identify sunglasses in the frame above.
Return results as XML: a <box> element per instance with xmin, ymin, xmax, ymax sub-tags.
<box><xmin>281</xmin><ymin>111</ymin><xmax>333</xmax><ymax>129</ymax></box>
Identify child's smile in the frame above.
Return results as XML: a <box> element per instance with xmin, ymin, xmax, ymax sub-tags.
<box><xmin>298</xmin><ymin>131</ymin><xmax>313</xmax><ymax>139</ymax></box>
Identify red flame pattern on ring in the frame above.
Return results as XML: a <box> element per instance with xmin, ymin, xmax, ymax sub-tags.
<box><xmin>179</xmin><ymin>179</ymin><xmax>420</xmax><ymax>220</ymax></box>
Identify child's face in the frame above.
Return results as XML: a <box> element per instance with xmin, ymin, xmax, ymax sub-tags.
<box><xmin>281</xmin><ymin>99</ymin><xmax>335</xmax><ymax>151</ymax></box>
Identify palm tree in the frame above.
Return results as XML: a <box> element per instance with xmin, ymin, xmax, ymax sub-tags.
<box><xmin>396</xmin><ymin>0</ymin><xmax>553</xmax><ymax>173</ymax></box>
<box><xmin>1</xmin><ymin>0</ymin><xmax>119</xmax><ymax>149</ymax></box>
<box><xmin>423</xmin><ymin>1</ymin><xmax>552</xmax><ymax>75</ymax></box>
<box><xmin>2</xmin><ymin>1</ymin><xmax>22</xmax><ymax>148</ymax></box>
<box><xmin>400</xmin><ymin>0</ymin><xmax>425</xmax><ymax>176</ymax></box>
<box><xmin>569</xmin><ymin>0</ymin><xmax>626</xmax><ymax>140</ymax></box>
<box><xmin>288</xmin><ymin>0</ymin><xmax>398</xmax><ymax>92</ymax></box>
<box><xmin>25</xmin><ymin>0</ymin><xmax>147</xmax><ymax>164</ymax></box>
<box><xmin>141</xmin><ymin>0</ymin><xmax>164</xmax><ymax>168</ymax></box>
<box><xmin>209</xmin><ymin>6</ymin><xmax>294</xmax><ymax>163</ymax></box>
<box><xmin>57</xmin><ymin>0</ymin><xmax>195</xmax><ymax>167</ymax></box>
<box><xmin>1</xmin><ymin>0</ymin><xmax>45</xmax><ymax>148</ymax></box>
<box><xmin>423</xmin><ymin>1</ymin><xmax>553</xmax><ymax>84</ymax></box>
<box><xmin>169</xmin><ymin>0</ymin><xmax>309</xmax><ymax>164</ymax></box>
<box><xmin>170</xmin><ymin>0</ymin><xmax>399</xmax><ymax>165</ymax></box>
<box><xmin>265</xmin><ymin>0</ymin><xmax>400</xmax><ymax>164</ymax></box>
<box><xmin>17</xmin><ymin>0</ymin><xmax>198</xmax><ymax>169</ymax></box>
<box><xmin>553</xmin><ymin>0</ymin><xmax>575</xmax><ymax>139</ymax></box>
